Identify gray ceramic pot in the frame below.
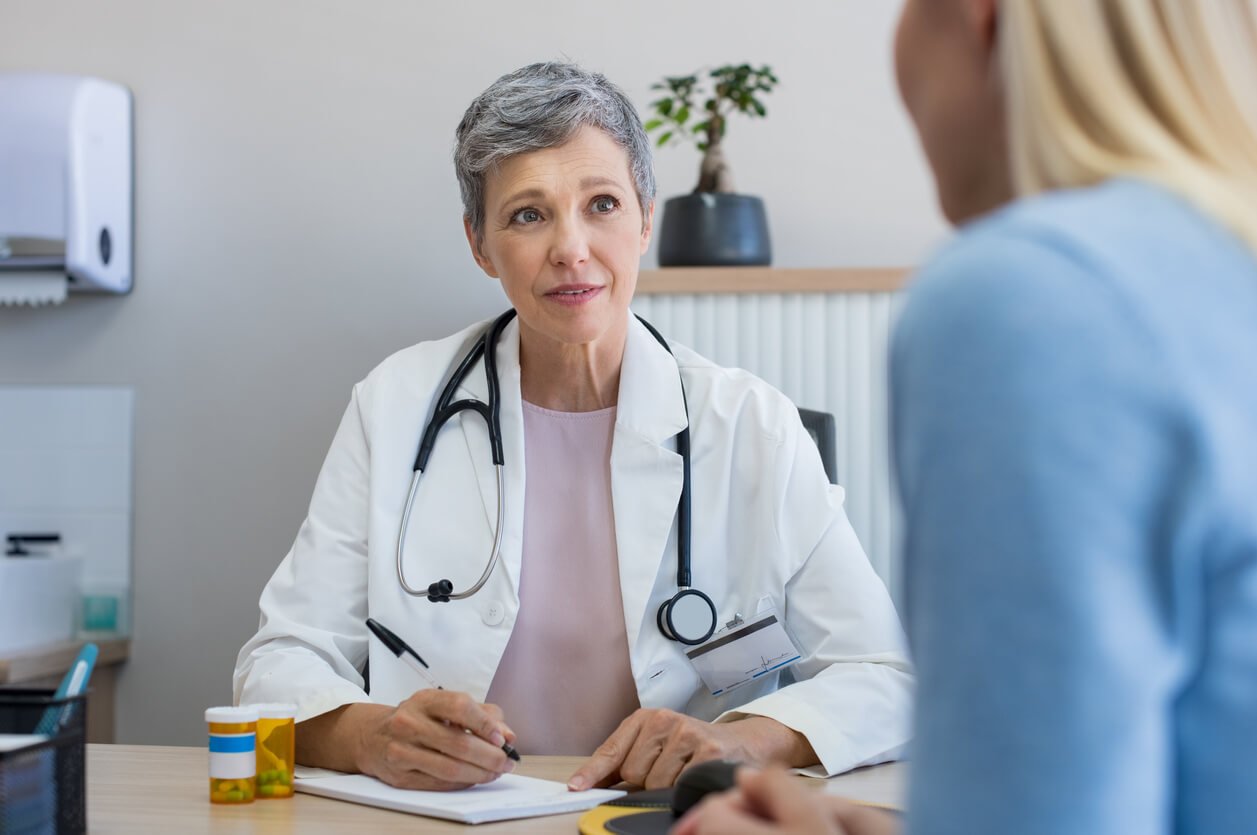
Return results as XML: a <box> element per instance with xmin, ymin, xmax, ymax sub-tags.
<box><xmin>656</xmin><ymin>193</ymin><xmax>772</xmax><ymax>267</ymax></box>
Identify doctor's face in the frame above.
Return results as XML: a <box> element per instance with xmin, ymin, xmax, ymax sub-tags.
<box><xmin>466</xmin><ymin>125</ymin><xmax>653</xmax><ymax>358</ymax></box>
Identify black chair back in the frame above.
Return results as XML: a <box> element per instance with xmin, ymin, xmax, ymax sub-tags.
<box><xmin>797</xmin><ymin>407</ymin><xmax>839</xmax><ymax>485</ymax></box>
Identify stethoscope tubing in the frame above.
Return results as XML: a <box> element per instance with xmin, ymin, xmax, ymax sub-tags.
<box><xmin>398</xmin><ymin>310</ymin><xmax>516</xmax><ymax>601</ymax></box>
<box><xmin>635</xmin><ymin>316</ymin><xmax>693</xmax><ymax>589</ymax></box>
<box><xmin>395</xmin><ymin>309</ymin><xmax>713</xmax><ymax>644</ymax></box>
<box><xmin>396</xmin><ymin>464</ymin><xmax>506</xmax><ymax>600</ymax></box>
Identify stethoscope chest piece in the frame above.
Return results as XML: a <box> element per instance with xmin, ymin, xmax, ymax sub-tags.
<box><xmin>657</xmin><ymin>588</ymin><xmax>717</xmax><ymax>646</ymax></box>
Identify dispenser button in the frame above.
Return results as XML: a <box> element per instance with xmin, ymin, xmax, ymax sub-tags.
<box><xmin>99</xmin><ymin>227</ymin><xmax>112</xmax><ymax>265</ymax></box>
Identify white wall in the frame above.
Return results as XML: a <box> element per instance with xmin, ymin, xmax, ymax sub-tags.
<box><xmin>0</xmin><ymin>0</ymin><xmax>946</xmax><ymax>744</ymax></box>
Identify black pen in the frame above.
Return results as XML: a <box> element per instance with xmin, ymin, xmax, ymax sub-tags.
<box><xmin>365</xmin><ymin>617</ymin><xmax>521</xmax><ymax>762</ymax></box>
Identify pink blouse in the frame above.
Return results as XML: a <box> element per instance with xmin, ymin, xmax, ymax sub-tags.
<box><xmin>484</xmin><ymin>401</ymin><xmax>640</xmax><ymax>755</ymax></box>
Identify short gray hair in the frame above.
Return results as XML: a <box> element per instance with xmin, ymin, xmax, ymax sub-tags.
<box><xmin>455</xmin><ymin>62</ymin><xmax>656</xmax><ymax>241</ymax></box>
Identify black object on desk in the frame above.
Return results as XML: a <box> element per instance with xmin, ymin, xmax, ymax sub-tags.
<box><xmin>0</xmin><ymin>687</ymin><xmax>88</xmax><ymax>834</ymax></box>
<box><xmin>595</xmin><ymin>760</ymin><xmax>742</xmax><ymax>835</ymax></box>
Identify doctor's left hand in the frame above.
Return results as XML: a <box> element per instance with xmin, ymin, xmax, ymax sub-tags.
<box><xmin>566</xmin><ymin>708</ymin><xmax>816</xmax><ymax>791</ymax></box>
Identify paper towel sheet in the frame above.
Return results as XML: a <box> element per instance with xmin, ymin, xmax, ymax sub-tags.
<box><xmin>0</xmin><ymin>273</ymin><xmax>67</xmax><ymax>306</ymax></box>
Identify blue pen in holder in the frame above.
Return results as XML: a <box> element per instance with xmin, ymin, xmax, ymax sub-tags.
<box><xmin>0</xmin><ymin>688</ymin><xmax>88</xmax><ymax>835</ymax></box>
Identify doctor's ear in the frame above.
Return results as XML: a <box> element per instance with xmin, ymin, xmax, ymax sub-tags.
<box><xmin>464</xmin><ymin>216</ymin><xmax>500</xmax><ymax>278</ymax></box>
<box><xmin>639</xmin><ymin>200</ymin><xmax>655</xmax><ymax>254</ymax></box>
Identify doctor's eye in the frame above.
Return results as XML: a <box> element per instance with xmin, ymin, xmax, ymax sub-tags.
<box><xmin>591</xmin><ymin>195</ymin><xmax>620</xmax><ymax>214</ymax></box>
<box><xmin>510</xmin><ymin>207</ymin><xmax>542</xmax><ymax>225</ymax></box>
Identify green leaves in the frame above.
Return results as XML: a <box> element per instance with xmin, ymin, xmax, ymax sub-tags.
<box><xmin>642</xmin><ymin>63</ymin><xmax>778</xmax><ymax>151</ymax></box>
<box><xmin>707</xmin><ymin>63</ymin><xmax>776</xmax><ymax>119</ymax></box>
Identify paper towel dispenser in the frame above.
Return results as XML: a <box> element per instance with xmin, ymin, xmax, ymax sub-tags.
<box><xmin>0</xmin><ymin>72</ymin><xmax>133</xmax><ymax>301</ymax></box>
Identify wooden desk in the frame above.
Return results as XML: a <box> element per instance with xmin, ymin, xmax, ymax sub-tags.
<box><xmin>0</xmin><ymin>638</ymin><xmax>129</xmax><ymax>743</ymax></box>
<box><xmin>86</xmin><ymin>745</ymin><xmax>906</xmax><ymax>833</ymax></box>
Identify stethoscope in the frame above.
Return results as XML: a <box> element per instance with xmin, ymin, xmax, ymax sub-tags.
<box><xmin>395</xmin><ymin>308</ymin><xmax>718</xmax><ymax>646</ymax></box>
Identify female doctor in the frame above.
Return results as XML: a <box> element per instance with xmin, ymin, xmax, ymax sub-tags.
<box><xmin>233</xmin><ymin>62</ymin><xmax>912</xmax><ymax>793</ymax></box>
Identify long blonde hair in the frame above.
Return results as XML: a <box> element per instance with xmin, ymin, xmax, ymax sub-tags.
<box><xmin>1001</xmin><ymin>0</ymin><xmax>1257</xmax><ymax>250</ymax></box>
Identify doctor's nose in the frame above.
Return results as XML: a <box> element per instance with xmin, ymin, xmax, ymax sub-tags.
<box><xmin>548</xmin><ymin>217</ymin><xmax>590</xmax><ymax>268</ymax></box>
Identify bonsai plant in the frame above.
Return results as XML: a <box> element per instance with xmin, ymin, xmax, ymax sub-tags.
<box><xmin>644</xmin><ymin>64</ymin><xmax>779</xmax><ymax>266</ymax></box>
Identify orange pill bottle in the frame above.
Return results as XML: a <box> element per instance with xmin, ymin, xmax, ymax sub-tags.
<box><xmin>205</xmin><ymin>706</ymin><xmax>259</xmax><ymax>804</ymax></box>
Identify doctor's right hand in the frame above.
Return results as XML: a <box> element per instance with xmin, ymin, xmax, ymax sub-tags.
<box><xmin>297</xmin><ymin>691</ymin><xmax>517</xmax><ymax>791</ymax></box>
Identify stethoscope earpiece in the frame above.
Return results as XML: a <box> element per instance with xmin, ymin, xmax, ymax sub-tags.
<box><xmin>427</xmin><ymin>579</ymin><xmax>453</xmax><ymax>603</ymax></box>
<box><xmin>657</xmin><ymin>588</ymin><xmax>717</xmax><ymax>646</ymax></box>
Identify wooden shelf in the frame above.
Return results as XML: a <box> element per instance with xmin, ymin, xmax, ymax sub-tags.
<box><xmin>0</xmin><ymin>637</ymin><xmax>130</xmax><ymax>743</ymax></box>
<box><xmin>0</xmin><ymin>637</ymin><xmax>129</xmax><ymax>684</ymax></box>
<box><xmin>636</xmin><ymin>267</ymin><xmax>911</xmax><ymax>295</ymax></box>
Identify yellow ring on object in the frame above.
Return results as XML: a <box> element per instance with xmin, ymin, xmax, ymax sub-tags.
<box><xmin>577</xmin><ymin>805</ymin><xmax>657</xmax><ymax>835</ymax></box>
<box><xmin>576</xmin><ymin>794</ymin><xmax>899</xmax><ymax>833</ymax></box>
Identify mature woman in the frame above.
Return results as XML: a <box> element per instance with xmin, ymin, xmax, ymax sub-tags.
<box><xmin>676</xmin><ymin>1</ymin><xmax>1257</xmax><ymax>833</ymax></box>
<box><xmin>234</xmin><ymin>62</ymin><xmax>912</xmax><ymax>793</ymax></box>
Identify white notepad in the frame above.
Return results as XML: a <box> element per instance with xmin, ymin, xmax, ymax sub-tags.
<box><xmin>293</xmin><ymin>768</ymin><xmax>625</xmax><ymax>824</ymax></box>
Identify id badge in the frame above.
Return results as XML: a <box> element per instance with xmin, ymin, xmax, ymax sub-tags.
<box><xmin>684</xmin><ymin>609</ymin><xmax>802</xmax><ymax>696</ymax></box>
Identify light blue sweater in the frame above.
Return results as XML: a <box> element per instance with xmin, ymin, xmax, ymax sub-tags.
<box><xmin>891</xmin><ymin>179</ymin><xmax>1257</xmax><ymax>834</ymax></box>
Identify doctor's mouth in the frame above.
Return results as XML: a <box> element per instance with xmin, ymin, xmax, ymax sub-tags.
<box><xmin>545</xmin><ymin>283</ymin><xmax>605</xmax><ymax>306</ymax></box>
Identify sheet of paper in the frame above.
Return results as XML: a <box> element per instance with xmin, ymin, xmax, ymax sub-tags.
<box><xmin>294</xmin><ymin>770</ymin><xmax>625</xmax><ymax>824</ymax></box>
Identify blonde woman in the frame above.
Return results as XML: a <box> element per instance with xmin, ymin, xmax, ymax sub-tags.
<box><xmin>676</xmin><ymin>1</ymin><xmax>1257</xmax><ymax>833</ymax></box>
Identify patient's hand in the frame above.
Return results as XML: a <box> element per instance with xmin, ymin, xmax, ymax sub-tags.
<box><xmin>297</xmin><ymin>690</ymin><xmax>516</xmax><ymax>791</ymax></box>
<box><xmin>567</xmin><ymin>709</ymin><xmax>816</xmax><ymax>791</ymax></box>
<box><xmin>671</xmin><ymin>767</ymin><xmax>900</xmax><ymax>835</ymax></box>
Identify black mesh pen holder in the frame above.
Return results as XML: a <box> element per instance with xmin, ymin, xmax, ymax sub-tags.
<box><xmin>0</xmin><ymin>688</ymin><xmax>87</xmax><ymax>835</ymax></box>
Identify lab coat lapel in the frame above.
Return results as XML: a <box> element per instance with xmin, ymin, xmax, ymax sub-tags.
<box><xmin>456</xmin><ymin>315</ymin><xmax>525</xmax><ymax>601</ymax></box>
<box><xmin>612</xmin><ymin>316</ymin><xmax>689</xmax><ymax>655</ymax></box>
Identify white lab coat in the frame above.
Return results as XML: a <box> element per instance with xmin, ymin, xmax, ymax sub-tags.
<box><xmin>234</xmin><ymin>315</ymin><xmax>912</xmax><ymax>776</ymax></box>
